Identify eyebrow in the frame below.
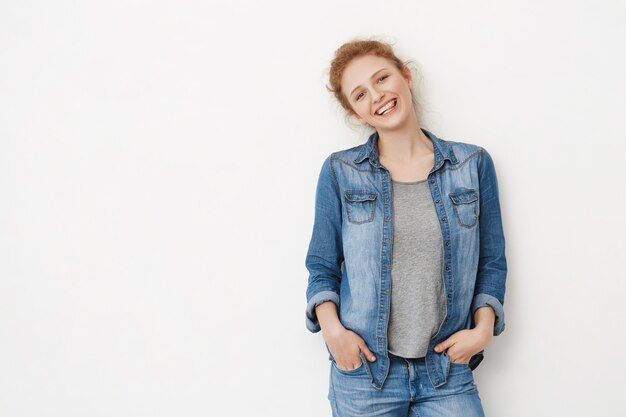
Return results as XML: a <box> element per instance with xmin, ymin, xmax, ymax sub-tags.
<box><xmin>349</xmin><ymin>68</ymin><xmax>389</xmax><ymax>99</ymax></box>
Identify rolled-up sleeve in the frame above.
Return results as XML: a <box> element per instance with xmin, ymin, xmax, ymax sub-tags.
<box><xmin>471</xmin><ymin>147</ymin><xmax>507</xmax><ymax>336</ymax></box>
<box><xmin>304</xmin><ymin>155</ymin><xmax>344</xmax><ymax>333</ymax></box>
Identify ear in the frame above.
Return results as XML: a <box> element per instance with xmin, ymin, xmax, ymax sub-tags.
<box><xmin>403</xmin><ymin>65</ymin><xmax>413</xmax><ymax>89</ymax></box>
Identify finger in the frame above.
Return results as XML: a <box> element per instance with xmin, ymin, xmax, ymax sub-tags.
<box><xmin>339</xmin><ymin>357</ymin><xmax>361</xmax><ymax>371</ymax></box>
<box><xmin>434</xmin><ymin>338</ymin><xmax>454</xmax><ymax>352</ymax></box>
<box><xmin>358</xmin><ymin>341</ymin><xmax>377</xmax><ymax>362</ymax></box>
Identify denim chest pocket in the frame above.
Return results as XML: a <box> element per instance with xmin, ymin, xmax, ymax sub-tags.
<box><xmin>448</xmin><ymin>188</ymin><xmax>479</xmax><ymax>228</ymax></box>
<box><xmin>344</xmin><ymin>190</ymin><xmax>377</xmax><ymax>224</ymax></box>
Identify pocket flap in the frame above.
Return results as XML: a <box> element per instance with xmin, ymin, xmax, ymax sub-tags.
<box><xmin>449</xmin><ymin>189</ymin><xmax>478</xmax><ymax>205</ymax></box>
<box><xmin>345</xmin><ymin>191</ymin><xmax>377</xmax><ymax>202</ymax></box>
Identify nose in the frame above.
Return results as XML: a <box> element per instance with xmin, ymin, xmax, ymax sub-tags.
<box><xmin>371</xmin><ymin>89</ymin><xmax>384</xmax><ymax>103</ymax></box>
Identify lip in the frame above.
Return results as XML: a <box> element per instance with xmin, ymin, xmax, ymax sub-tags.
<box><xmin>374</xmin><ymin>98</ymin><xmax>397</xmax><ymax>115</ymax></box>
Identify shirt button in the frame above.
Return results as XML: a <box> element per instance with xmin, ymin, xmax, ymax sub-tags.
<box><xmin>435</xmin><ymin>199</ymin><xmax>440</xmax><ymax>204</ymax></box>
<box><xmin>442</xmin><ymin>217</ymin><xmax>447</xmax><ymax>222</ymax></box>
<box><xmin>430</xmin><ymin>179</ymin><xmax>435</xmax><ymax>184</ymax></box>
<box><xmin>445</xmin><ymin>265</ymin><xmax>450</xmax><ymax>271</ymax></box>
<box><xmin>447</xmin><ymin>293</ymin><xmax>452</xmax><ymax>299</ymax></box>
<box><xmin>445</xmin><ymin>241</ymin><xmax>450</xmax><ymax>246</ymax></box>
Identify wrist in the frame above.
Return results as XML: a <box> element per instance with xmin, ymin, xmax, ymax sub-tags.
<box><xmin>472</xmin><ymin>324</ymin><xmax>493</xmax><ymax>343</ymax></box>
<box><xmin>321</xmin><ymin>321</ymin><xmax>344</xmax><ymax>340</ymax></box>
<box><xmin>473</xmin><ymin>306</ymin><xmax>495</xmax><ymax>335</ymax></box>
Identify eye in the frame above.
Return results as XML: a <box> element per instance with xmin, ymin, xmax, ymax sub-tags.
<box><xmin>354</xmin><ymin>75</ymin><xmax>388</xmax><ymax>102</ymax></box>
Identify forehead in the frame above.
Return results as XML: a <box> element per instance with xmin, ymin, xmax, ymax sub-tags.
<box><xmin>342</xmin><ymin>55</ymin><xmax>395</xmax><ymax>92</ymax></box>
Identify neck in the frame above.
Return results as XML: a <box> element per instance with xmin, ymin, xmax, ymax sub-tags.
<box><xmin>376</xmin><ymin>114</ymin><xmax>433</xmax><ymax>161</ymax></box>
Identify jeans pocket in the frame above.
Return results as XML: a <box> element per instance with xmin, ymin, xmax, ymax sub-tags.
<box><xmin>449</xmin><ymin>188</ymin><xmax>479</xmax><ymax>228</ymax></box>
<box><xmin>445</xmin><ymin>351</ymin><xmax>470</xmax><ymax>368</ymax></box>
<box><xmin>332</xmin><ymin>352</ymin><xmax>366</xmax><ymax>375</ymax></box>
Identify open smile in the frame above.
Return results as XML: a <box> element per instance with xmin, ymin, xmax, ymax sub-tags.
<box><xmin>375</xmin><ymin>99</ymin><xmax>398</xmax><ymax>117</ymax></box>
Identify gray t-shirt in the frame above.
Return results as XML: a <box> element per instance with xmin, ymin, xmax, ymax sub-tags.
<box><xmin>387</xmin><ymin>178</ymin><xmax>446</xmax><ymax>358</ymax></box>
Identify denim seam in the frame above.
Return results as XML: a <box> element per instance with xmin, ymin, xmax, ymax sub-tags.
<box><xmin>344</xmin><ymin>190</ymin><xmax>377</xmax><ymax>224</ymax></box>
<box><xmin>478</xmin><ymin>147</ymin><xmax>485</xmax><ymax>172</ymax></box>
<box><xmin>436</xmin><ymin>151</ymin><xmax>481</xmax><ymax>175</ymax></box>
<box><xmin>329</xmin><ymin>369</ymin><xmax>338</xmax><ymax>416</ymax></box>
<box><xmin>333</xmin><ymin>362</ymin><xmax>364</xmax><ymax>374</ymax></box>
<box><xmin>450</xmin><ymin>199</ymin><xmax>479</xmax><ymax>229</ymax></box>
<box><xmin>328</xmin><ymin>155</ymin><xmax>341</xmax><ymax>194</ymax></box>
<box><xmin>333</xmin><ymin>156</ymin><xmax>378</xmax><ymax>172</ymax></box>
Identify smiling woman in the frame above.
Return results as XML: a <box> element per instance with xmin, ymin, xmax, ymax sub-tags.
<box><xmin>305</xmin><ymin>37</ymin><xmax>507</xmax><ymax>417</ymax></box>
<box><xmin>341</xmin><ymin>56</ymin><xmax>415</xmax><ymax>129</ymax></box>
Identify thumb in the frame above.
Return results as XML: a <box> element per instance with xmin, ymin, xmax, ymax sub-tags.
<box><xmin>434</xmin><ymin>338</ymin><xmax>453</xmax><ymax>353</ymax></box>
<box><xmin>358</xmin><ymin>341</ymin><xmax>377</xmax><ymax>362</ymax></box>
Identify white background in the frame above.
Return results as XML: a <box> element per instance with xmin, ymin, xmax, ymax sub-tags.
<box><xmin>1</xmin><ymin>1</ymin><xmax>625</xmax><ymax>416</ymax></box>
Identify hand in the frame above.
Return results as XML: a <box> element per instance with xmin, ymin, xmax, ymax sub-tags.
<box><xmin>323</xmin><ymin>325</ymin><xmax>377</xmax><ymax>371</ymax></box>
<box><xmin>433</xmin><ymin>327</ymin><xmax>493</xmax><ymax>364</ymax></box>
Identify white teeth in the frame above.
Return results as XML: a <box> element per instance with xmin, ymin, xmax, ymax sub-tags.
<box><xmin>376</xmin><ymin>99</ymin><xmax>397</xmax><ymax>115</ymax></box>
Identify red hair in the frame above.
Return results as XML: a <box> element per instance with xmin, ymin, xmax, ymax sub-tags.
<box><xmin>326</xmin><ymin>36</ymin><xmax>421</xmax><ymax>124</ymax></box>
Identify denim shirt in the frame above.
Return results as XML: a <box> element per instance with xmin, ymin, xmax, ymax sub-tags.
<box><xmin>304</xmin><ymin>128</ymin><xmax>507</xmax><ymax>390</ymax></box>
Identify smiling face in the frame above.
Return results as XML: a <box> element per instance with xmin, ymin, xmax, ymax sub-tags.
<box><xmin>341</xmin><ymin>54</ymin><xmax>414</xmax><ymax>129</ymax></box>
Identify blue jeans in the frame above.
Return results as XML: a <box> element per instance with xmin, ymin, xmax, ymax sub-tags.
<box><xmin>328</xmin><ymin>353</ymin><xmax>485</xmax><ymax>417</ymax></box>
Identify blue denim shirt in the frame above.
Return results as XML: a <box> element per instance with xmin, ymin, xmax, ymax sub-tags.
<box><xmin>304</xmin><ymin>128</ymin><xmax>507</xmax><ymax>390</ymax></box>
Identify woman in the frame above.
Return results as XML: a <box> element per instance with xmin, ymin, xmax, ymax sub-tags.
<box><xmin>304</xmin><ymin>38</ymin><xmax>507</xmax><ymax>416</ymax></box>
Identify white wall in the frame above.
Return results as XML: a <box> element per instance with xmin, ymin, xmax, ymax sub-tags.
<box><xmin>1</xmin><ymin>1</ymin><xmax>625</xmax><ymax>416</ymax></box>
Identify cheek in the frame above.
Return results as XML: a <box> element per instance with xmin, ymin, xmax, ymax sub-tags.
<box><xmin>354</xmin><ymin>103</ymin><xmax>370</xmax><ymax>117</ymax></box>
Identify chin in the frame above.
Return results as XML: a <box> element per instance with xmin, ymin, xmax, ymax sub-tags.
<box><xmin>376</xmin><ymin>114</ymin><xmax>408</xmax><ymax>130</ymax></box>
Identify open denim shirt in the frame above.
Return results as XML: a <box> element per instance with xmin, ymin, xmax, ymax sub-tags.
<box><xmin>304</xmin><ymin>128</ymin><xmax>507</xmax><ymax>390</ymax></box>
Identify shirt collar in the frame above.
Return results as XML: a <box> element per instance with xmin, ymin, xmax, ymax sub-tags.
<box><xmin>353</xmin><ymin>128</ymin><xmax>458</xmax><ymax>169</ymax></box>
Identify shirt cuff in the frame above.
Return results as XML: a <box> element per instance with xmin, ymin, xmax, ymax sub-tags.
<box><xmin>305</xmin><ymin>291</ymin><xmax>340</xmax><ymax>333</ymax></box>
<box><xmin>471</xmin><ymin>293</ymin><xmax>506</xmax><ymax>336</ymax></box>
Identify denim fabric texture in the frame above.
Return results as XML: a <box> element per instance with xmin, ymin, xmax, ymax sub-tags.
<box><xmin>305</xmin><ymin>128</ymin><xmax>507</xmax><ymax>391</ymax></box>
<box><xmin>328</xmin><ymin>353</ymin><xmax>485</xmax><ymax>416</ymax></box>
